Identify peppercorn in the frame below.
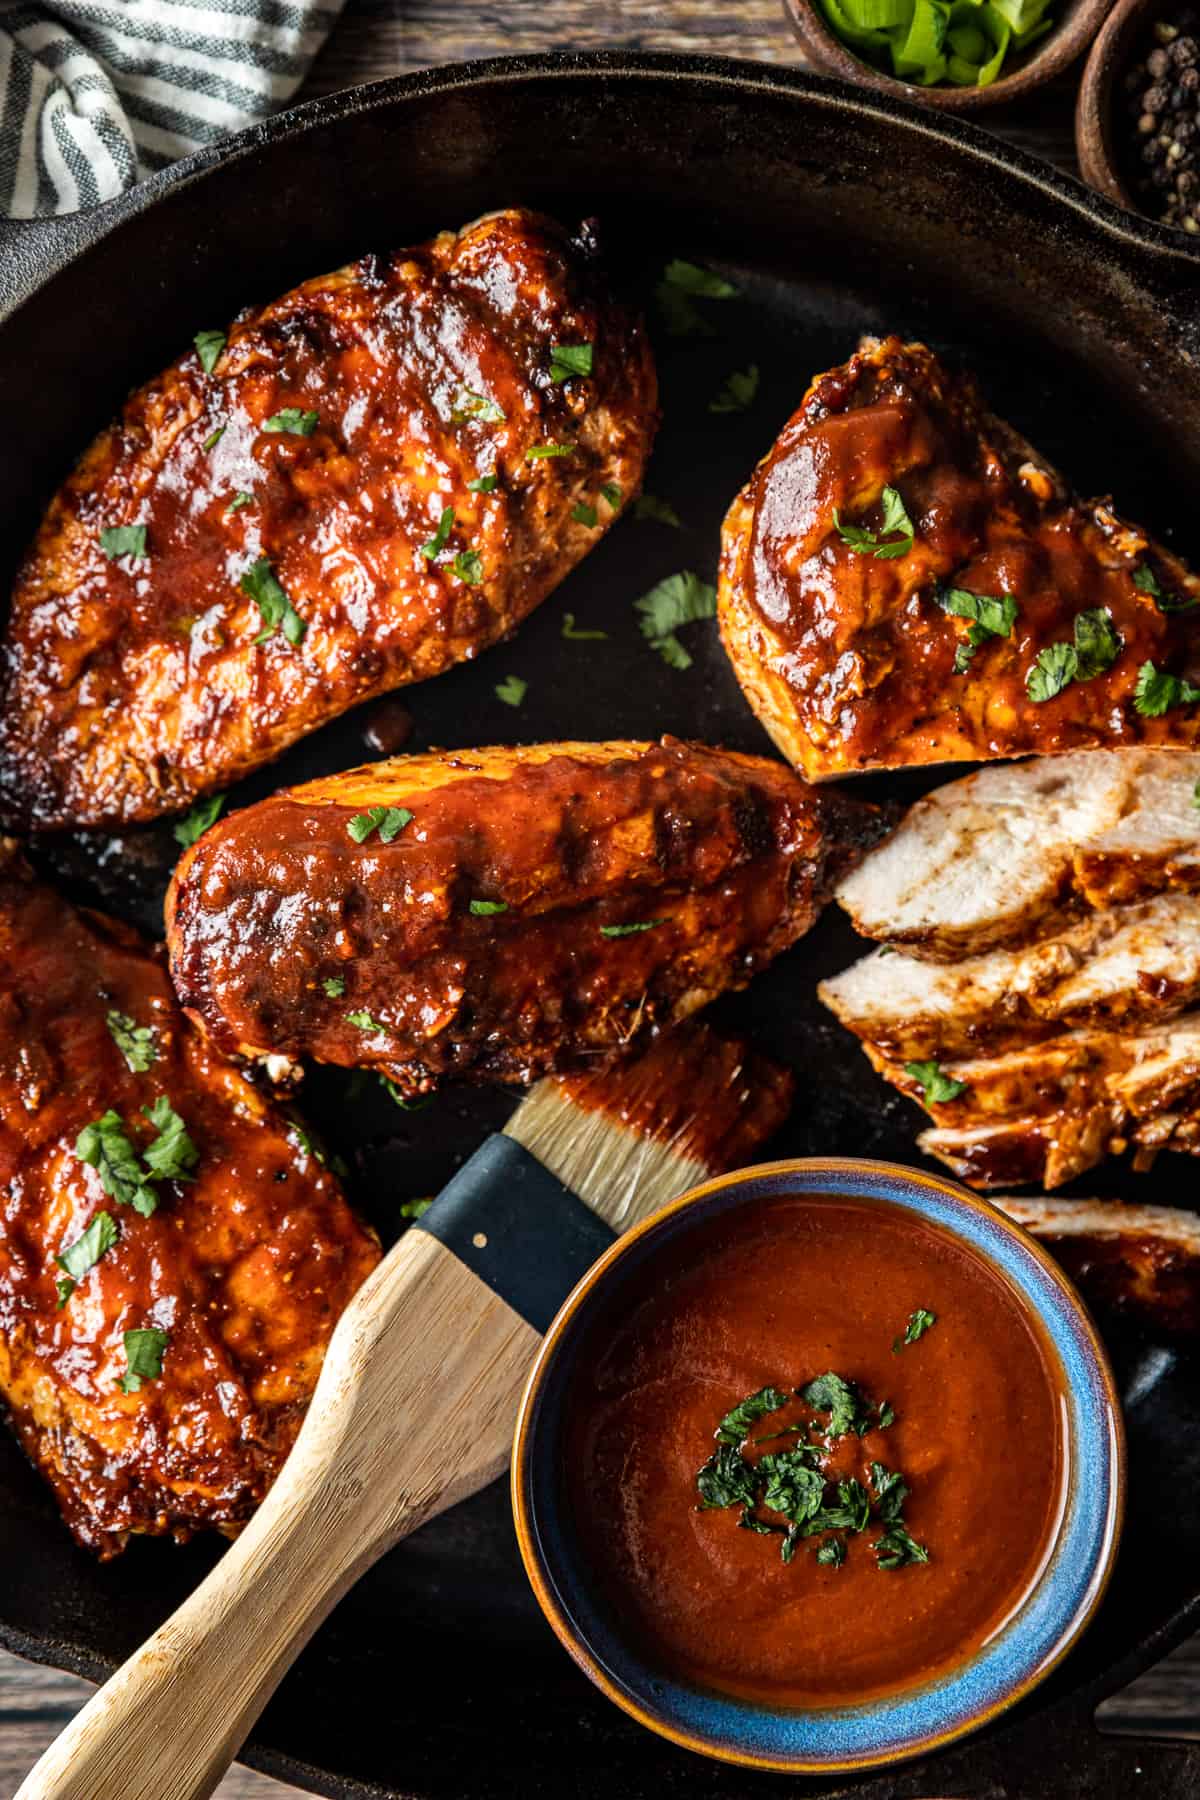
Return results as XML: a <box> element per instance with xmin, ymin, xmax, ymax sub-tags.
<box><xmin>1148</xmin><ymin>45</ymin><xmax>1171</xmax><ymax>74</ymax></box>
<box><xmin>1181</xmin><ymin>64</ymin><xmax>1200</xmax><ymax>90</ymax></box>
<box><xmin>1170</xmin><ymin>33</ymin><xmax>1198</xmax><ymax>63</ymax></box>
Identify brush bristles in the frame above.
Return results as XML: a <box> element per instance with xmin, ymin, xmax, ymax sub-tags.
<box><xmin>504</xmin><ymin>1080</ymin><xmax>713</xmax><ymax>1234</ymax></box>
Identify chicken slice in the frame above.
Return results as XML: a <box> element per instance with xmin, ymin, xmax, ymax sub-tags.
<box><xmin>0</xmin><ymin>209</ymin><xmax>657</xmax><ymax>831</ymax></box>
<box><xmin>862</xmin><ymin>1015</ymin><xmax>1200</xmax><ymax>1189</ymax></box>
<box><xmin>719</xmin><ymin>336</ymin><xmax>1200</xmax><ymax>783</ymax></box>
<box><xmin>820</xmin><ymin>892</ymin><xmax>1200</xmax><ymax>1061</ymax></box>
<box><xmin>995</xmin><ymin>1196</ymin><xmax>1200</xmax><ymax>1336</ymax></box>
<box><xmin>165</xmin><ymin>739</ymin><xmax>881</xmax><ymax>1098</ymax></box>
<box><xmin>0</xmin><ymin>843</ymin><xmax>380</xmax><ymax>1557</ymax></box>
<box><xmin>835</xmin><ymin>749</ymin><xmax>1200</xmax><ymax>960</ymax></box>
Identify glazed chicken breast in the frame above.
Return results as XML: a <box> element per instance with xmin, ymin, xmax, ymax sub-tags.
<box><xmin>995</xmin><ymin>1197</ymin><xmax>1200</xmax><ymax>1337</ymax></box>
<box><xmin>0</xmin><ymin>208</ymin><xmax>657</xmax><ymax>831</ymax></box>
<box><xmin>0</xmin><ymin>845</ymin><xmax>379</xmax><ymax>1556</ymax></box>
<box><xmin>719</xmin><ymin>336</ymin><xmax>1200</xmax><ymax>781</ymax></box>
<box><xmin>166</xmin><ymin>739</ymin><xmax>881</xmax><ymax>1098</ymax></box>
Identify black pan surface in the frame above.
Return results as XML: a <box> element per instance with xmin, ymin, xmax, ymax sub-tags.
<box><xmin>1</xmin><ymin>53</ymin><xmax>1200</xmax><ymax>1799</ymax></box>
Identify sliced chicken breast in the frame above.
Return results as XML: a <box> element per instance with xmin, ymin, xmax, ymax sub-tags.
<box><xmin>836</xmin><ymin>749</ymin><xmax>1200</xmax><ymax>960</ymax></box>
<box><xmin>996</xmin><ymin>1196</ymin><xmax>1200</xmax><ymax>1335</ymax></box>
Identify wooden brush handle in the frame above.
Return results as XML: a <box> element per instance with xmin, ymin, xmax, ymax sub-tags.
<box><xmin>15</xmin><ymin>1226</ymin><xmax>540</xmax><ymax>1800</ymax></box>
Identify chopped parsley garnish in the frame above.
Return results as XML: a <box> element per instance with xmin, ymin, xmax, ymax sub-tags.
<box><xmin>834</xmin><ymin>486</ymin><xmax>913</xmax><ymax>561</ymax></box>
<box><xmin>600</xmin><ymin>482</ymin><xmax>622</xmax><ymax>509</ymax></box>
<box><xmin>140</xmin><ymin>1096</ymin><xmax>199</xmax><ymax>1184</ymax></box>
<box><xmin>1027</xmin><ymin>608</ymin><xmax>1123</xmax><ymax>702</ymax></box>
<box><xmin>1134</xmin><ymin>661</ymin><xmax>1200</xmax><ymax>716</ymax></box>
<box><xmin>904</xmin><ymin>1059</ymin><xmax>967</xmax><ymax>1103</ymax></box>
<box><xmin>801</xmin><ymin>1371</ymin><xmax>868</xmax><ymax>1439</ymax></box>
<box><xmin>420</xmin><ymin>506</ymin><xmax>455</xmax><ymax>560</ymax></box>
<box><xmin>495</xmin><ymin>675</ymin><xmax>527</xmax><ymax>707</ymax></box>
<box><xmin>105</xmin><ymin>1010</ymin><xmax>158</xmax><ymax>1073</ymax></box>
<box><xmin>634</xmin><ymin>570</ymin><xmax>717</xmax><ymax>670</ymax></box>
<box><xmin>75</xmin><ymin>1111</ymin><xmax>160</xmax><ymax>1217</ymax></box>
<box><xmin>400</xmin><ymin>1196</ymin><xmax>436</xmax><ymax>1219</ymax></box>
<box><xmin>453</xmin><ymin>548</ymin><xmax>484</xmax><ymax>586</ymax></box>
<box><xmin>633</xmin><ymin>493</ymin><xmax>682</xmax><ymax>528</ymax></box>
<box><xmin>56</xmin><ymin>1278</ymin><xmax>75</xmax><ymax>1310</ymax></box>
<box><xmin>203</xmin><ymin>425</ymin><xmax>225</xmax><ymax>451</ymax></box>
<box><xmin>347</xmin><ymin>805</ymin><xmax>412</xmax><ymax>845</ymax></box>
<box><xmin>324</xmin><ymin>975</ymin><xmax>346</xmax><ymax>998</ymax></box>
<box><xmin>56</xmin><ymin>1210</ymin><xmax>120</xmax><ymax>1285</ymax></box>
<box><xmin>527</xmin><ymin>443</ymin><xmax>574</xmax><ymax>461</ymax></box>
<box><xmin>600</xmin><ymin>919</ymin><xmax>665</xmax><ymax>938</ymax></box>
<box><xmin>935</xmin><ymin>586</ymin><xmax>1018</xmax><ymax>673</ymax></box>
<box><xmin>452</xmin><ymin>390</ymin><xmax>505</xmax><ymax>424</ymax></box>
<box><xmin>709</xmin><ymin>364</ymin><xmax>759</xmax><ymax>415</ymax></box>
<box><xmin>469</xmin><ymin>898</ymin><xmax>508</xmax><ymax>915</ymax></box>
<box><xmin>241</xmin><ymin>556</ymin><xmax>306</xmax><ymax>647</ymax></box>
<box><xmin>893</xmin><ymin>1309</ymin><xmax>937</xmax><ymax>1353</ymax></box>
<box><xmin>656</xmin><ymin>258</ymin><xmax>738</xmax><ymax>336</ymax></box>
<box><xmin>347</xmin><ymin>1009</ymin><xmax>387</xmax><ymax>1033</ymax></box>
<box><xmin>572</xmin><ymin>502</ymin><xmax>598</xmax><ymax>527</ymax></box>
<box><xmin>1134</xmin><ymin>561</ymin><xmax>1196</xmax><ymax>613</ymax></box>
<box><xmin>697</xmin><ymin>1369</ymin><xmax>928</xmax><ymax>1570</ymax></box>
<box><xmin>120</xmin><ymin>1326</ymin><xmax>169</xmax><ymax>1394</ymax></box>
<box><xmin>194</xmin><ymin>329</ymin><xmax>225</xmax><ymax>374</ymax></box>
<box><xmin>381</xmin><ymin>1076</ymin><xmax>432</xmax><ymax>1112</ymax></box>
<box><xmin>173</xmin><ymin>792</ymin><xmax>226</xmax><ymax>849</ymax></box>
<box><xmin>715</xmin><ymin>1386</ymin><xmax>792</xmax><ymax>1443</ymax></box>
<box><xmin>468</xmin><ymin>474</ymin><xmax>497</xmax><ymax>493</ymax></box>
<box><xmin>227</xmin><ymin>491</ymin><xmax>254</xmax><ymax>513</ymax></box>
<box><xmin>562</xmin><ymin>612</ymin><xmax>608</xmax><ymax>641</ymax></box>
<box><xmin>549</xmin><ymin>343</ymin><xmax>594</xmax><ymax>382</ymax></box>
<box><xmin>99</xmin><ymin>524</ymin><xmax>148</xmax><ymax>561</ymax></box>
<box><xmin>264</xmin><ymin>407</ymin><xmax>319</xmax><ymax>435</ymax></box>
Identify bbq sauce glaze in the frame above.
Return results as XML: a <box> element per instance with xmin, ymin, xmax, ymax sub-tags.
<box><xmin>565</xmin><ymin>1194</ymin><xmax>1065</xmax><ymax>1708</ymax></box>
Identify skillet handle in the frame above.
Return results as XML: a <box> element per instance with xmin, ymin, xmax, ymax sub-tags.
<box><xmin>12</xmin><ymin>1227</ymin><xmax>541</xmax><ymax>1800</ymax></box>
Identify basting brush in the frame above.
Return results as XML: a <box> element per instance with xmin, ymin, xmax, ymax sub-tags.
<box><xmin>18</xmin><ymin>1019</ymin><xmax>794</xmax><ymax>1800</ymax></box>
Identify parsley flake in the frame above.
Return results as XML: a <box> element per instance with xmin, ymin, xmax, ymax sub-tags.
<box><xmin>264</xmin><ymin>408</ymin><xmax>318</xmax><ymax>436</ymax></box>
<box><xmin>634</xmin><ymin>570</ymin><xmax>717</xmax><ymax>670</ymax></box>
<box><xmin>323</xmin><ymin>975</ymin><xmax>346</xmax><ymax>998</ymax></box>
<box><xmin>451</xmin><ymin>390</ymin><xmax>505</xmax><ymax>424</ymax></box>
<box><xmin>75</xmin><ymin>1112</ymin><xmax>159</xmax><ymax>1217</ymax></box>
<box><xmin>835</xmin><ymin>486</ymin><xmax>913</xmax><ymax>561</ymax></box>
<box><xmin>905</xmin><ymin>1059</ymin><xmax>967</xmax><ymax>1103</ymax></box>
<box><xmin>227</xmin><ymin>491</ymin><xmax>254</xmax><ymax>513</ymax></box>
<box><xmin>495</xmin><ymin>675</ymin><xmax>527</xmax><ymax>707</ymax></box>
<box><xmin>420</xmin><ymin>506</ymin><xmax>455</xmax><ymax>560</ymax></box>
<box><xmin>709</xmin><ymin>364</ymin><xmax>759</xmax><ymax>415</ymax></box>
<box><xmin>1134</xmin><ymin>562</ymin><xmax>1196</xmax><ymax>613</ymax></box>
<box><xmin>468</xmin><ymin>474</ymin><xmax>497</xmax><ymax>493</ymax></box>
<box><xmin>120</xmin><ymin>1326</ymin><xmax>169</xmax><ymax>1394</ymax></box>
<box><xmin>194</xmin><ymin>330</ymin><xmax>225</xmax><ymax>374</ymax></box>
<box><xmin>99</xmin><ymin>525</ymin><xmax>148</xmax><ymax>561</ymax></box>
<box><xmin>203</xmin><ymin>425</ymin><xmax>225</xmax><ymax>451</ymax></box>
<box><xmin>347</xmin><ymin>805</ymin><xmax>413</xmax><ymax>845</ymax></box>
<box><xmin>633</xmin><ymin>493</ymin><xmax>682</xmax><ymax>528</ymax></box>
<box><xmin>56</xmin><ymin>1210</ymin><xmax>120</xmax><ymax>1284</ymax></box>
<box><xmin>571</xmin><ymin>502</ymin><xmax>598</xmax><ymax>527</ymax></box>
<box><xmin>800</xmin><ymin>1372</ymin><xmax>867</xmax><ymax>1439</ymax></box>
<box><xmin>656</xmin><ymin>259</ymin><xmax>738</xmax><ymax>336</ymax></box>
<box><xmin>241</xmin><ymin>556</ymin><xmax>306</xmax><ymax>647</ymax></box>
<box><xmin>549</xmin><ymin>343</ymin><xmax>594</xmax><ymax>383</ymax></box>
<box><xmin>173</xmin><ymin>793</ymin><xmax>226</xmax><ymax>849</ymax></box>
<box><xmin>1027</xmin><ymin>609</ymin><xmax>1123</xmax><ymax>702</ymax></box>
<box><xmin>936</xmin><ymin>586</ymin><xmax>1018</xmax><ymax>673</ymax></box>
<box><xmin>56</xmin><ymin>1278</ymin><xmax>75</xmax><ymax>1310</ymax></box>
<box><xmin>1135</xmin><ymin>661</ymin><xmax>1200</xmax><ymax>716</ymax></box>
<box><xmin>600</xmin><ymin>482</ymin><xmax>622</xmax><ymax>509</ymax></box>
<box><xmin>893</xmin><ymin>1308</ymin><xmax>937</xmax><ymax>1353</ymax></box>
<box><xmin>453</xmin><ymin>548</ymin><xmax>484</xmax><ymax>586</ymax></box>
<box><xmin>600</xmin><ymin>919</ymin><xmax>666</xmax><ymax>938</ymax></box>
<box><xmin>347</xmin><ymin>1009</ymin><xmax>387</xmax><ymax>1033</ymax></box>
<box><xmin>141</xmin><ymin>1096</ymin><xmax>199</xmax><ymax>1184</ymax></box>
<box><xmin>714</xmin><ymin>1385</ymin><xmax>792</xmax><ymax>1444</ymax></box>
<box><xmin>105</xmin><ymin>1010</ymin><xmax>159</xmax><ymax>1073</ymax></box>
<box><xmin>696</xmin><ymin>1444</ymin><xmax>758</xmax><ymax>1510</ymax></box>
<box><xmin>527</xmin><ymin>443</ymin><xmax>574</xmax><ymax>461</ymax></box>
<box><xmin>561</xmin><ymin>612</ymin><xmax>608</xmax><ymax>640</ymax></box>
<box><xmin>469</xmin><ymin>898</ymin><xmax>508</xmax><ymax>915</ymax></box>
<box><xmin>400</xmin><ymin>1196</ymin><xmax>436</xmax><ymax>1219</ymax></box>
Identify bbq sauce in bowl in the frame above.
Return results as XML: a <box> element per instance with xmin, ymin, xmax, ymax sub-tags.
<box><xmin>562</xmin><ymin>1193</ymin><xmax>1065</xmax><ymax>1708</ymax></box>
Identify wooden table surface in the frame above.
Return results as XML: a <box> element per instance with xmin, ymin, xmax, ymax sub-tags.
<box><xmin>3</xmin><ymin>1</ymin><xmax>1198</xmax><ymax>1794</ymax></box>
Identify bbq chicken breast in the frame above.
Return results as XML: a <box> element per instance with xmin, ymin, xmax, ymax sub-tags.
<box><xmin>0</xmin><ymin>209</ymin><xmax>657</xmax><ymax>831</ymax></box>
<box><xmin>166</xmin><ymin>739</ymin><xmax>881</xmax><ymax>1098</ymax></box>
<box><xmin>0</xmin><ymin>845</ymin><xmax>379</xmax><ymax>1556</ymax></box>
<box><xmin>719</xmin><ymin>336</ymin><xmax>1200</xmax><ymax>781</ymax></box>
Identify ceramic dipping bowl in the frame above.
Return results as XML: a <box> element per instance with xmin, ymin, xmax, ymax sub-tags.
<box><xmin>511</xmin><ymin>1157</ymin><xmax>1125</xmax><ymax>1774</ymax></box>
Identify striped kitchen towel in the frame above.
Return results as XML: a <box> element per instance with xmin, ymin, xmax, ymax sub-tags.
<box><xmin>0</xmin><ymin>0</ymin><xmax>345</xmax><ymax>217</ymax></box>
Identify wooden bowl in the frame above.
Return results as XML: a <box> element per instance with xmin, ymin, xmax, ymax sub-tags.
<box><xmin>1076</xmin><ymin>0</ymin><xmax>1165</xmax><ymax>207</ymax></box>
<box><xmin>783</xmin><ymin>0</ymin><xmax>1113</xmax><ymax>111</ymax></box>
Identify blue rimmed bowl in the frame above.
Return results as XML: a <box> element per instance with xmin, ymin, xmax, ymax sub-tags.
<box><xmin>511</xmin><ymin>1157</ymin><xmax>1125</xmax><ymax>1775</ymax></box>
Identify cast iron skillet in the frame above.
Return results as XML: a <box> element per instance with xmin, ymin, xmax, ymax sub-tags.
<box><xmin>1</xmin><ymin>51</ymin><xmax>1200</xmax><ymax>1800</ymax></box>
